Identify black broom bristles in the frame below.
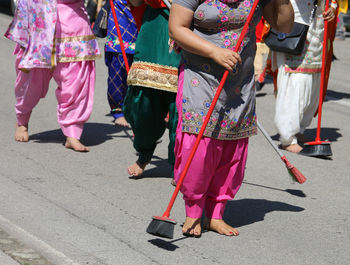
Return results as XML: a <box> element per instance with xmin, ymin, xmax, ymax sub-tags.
<box><xmin>146</xmin><ymin>216</ymin><xmax>177</xmax><ymax>239</ymax></box>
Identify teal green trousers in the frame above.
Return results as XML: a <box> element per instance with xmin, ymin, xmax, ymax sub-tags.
<box><xmin>123</xmin><ymin>85</ymin><xmax>178</xmax><ymax>167</ymax></box>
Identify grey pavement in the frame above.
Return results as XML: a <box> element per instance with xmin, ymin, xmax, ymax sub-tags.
<box><xmin>0</xmin><ymin>250</ymin><xmax>20</xmax><ymax>265</ymax></box>
<box><xmin>0</xmin><ymin>5</ymin><xmax>350</xmax><ymax>265</ymax></box>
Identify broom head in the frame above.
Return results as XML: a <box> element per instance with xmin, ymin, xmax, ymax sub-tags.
<box><xmin>281</xmin><ymin>156</ymin><xmax>307</xmax><ymax>184</ymax></box>
<box><xmin>146</xmin><ymin>216</ymin><xmax>177</xmax><ymax>239</ymax></box>
<box><xmin>299</xmin><ymin>141</ymin><xmax>332</xmax><ymax>157</ymax></box>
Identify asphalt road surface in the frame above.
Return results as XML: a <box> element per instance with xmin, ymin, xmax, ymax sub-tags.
<box><xmin>0</xmin><ymin>4</ymin><xmax>349</xmax><ymax>265</ymax></box>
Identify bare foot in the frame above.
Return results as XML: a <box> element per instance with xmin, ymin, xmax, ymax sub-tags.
<box><xmin>15</xmin><ymin>124</ymin><xmax>29</xmax><ymax>142</ymax></box>
<box><xmin>204</xmin><ymin>218</ymin><xmax>239</xmax><ymax>236</ymax></box>
<box><xmin>127</xmin><ymin>161</ymin><xmax>149</xmax><ymax>177</ymax></box>
<box><xmin>65</xmin><ymin>137</ymin><xmax>89</xmax><ymax>152</ymax></box>
<box><xmin>114</xmin><ymin>116</ymin><xmax>130</xmax><ymax>127</ymax></box>
<box><xmin>282</xmin><ymin>144</ymin><xmax>303</xmax><ymax>153</ymax></box>
<box><xmin>171</xmin><ymin>179</ymin><xmax>177</xmax><ymax>187</ymax></box>
<box><xmin>182</xmin><ymin>217</ymin><xmax>201</xmax><ymax>237</ymax></box>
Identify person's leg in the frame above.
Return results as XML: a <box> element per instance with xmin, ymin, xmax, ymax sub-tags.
<box><xmin>105</xmin><ymin>51</ymin><xmax>133</xmax><ymax>126</ymax></box>
<box><xmin>174</xmin><ymin>64</ymin><xmax>209</xmax><ymax>236</ymax></box>
<box><xmin>204</xmin><ymin>138</ymin><xmax>249</xmax><ymax>236</ymax></box>
<box><xmin>274</xmin><ymin>66</ymin><xmax>303</xmax><ymax>152</ymax></box>
<box><xmin>165</xmin><ymin>92</ymin><xmax>178</xmax><ymax>169</ymax></box>
<box><xmin>123</xmin><ymin>86</ymin><xmax>167</xmax><ymax>176</ymax></box>
<box><xmin>300</xmin><ymin>72</ymin><xmax>321</xmax><ymax>135</ymax></box>
<box><xmin>174</xmin><ymin>133</ymin><xmax>218</xmax><ymax>237</ymax></box>
<box><xmin>254</xmin><ymin>43</ymin><xmax>269</xmax><ymax>91</ymax></box>
<box><xmin>14</xmin><ymin>46</ymin><xmax>51</xmax><ymax>142</ymax></box>
<box><xmin>53</xmin><ymin>61</ymin><xmax>95</xmax><ymax>152</ymax></box>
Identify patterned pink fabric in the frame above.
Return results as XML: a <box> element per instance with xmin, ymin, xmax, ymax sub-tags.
<box><xmin>55</xmin><ymin>0</ymin><xmax>100</xmax><ymax>63</ymax></box>
<box><xmin>5</xmin><ymin>0</ymin><xmax>100</xmax><ymax>69</ymax></box>
<box><xmin>174</xmin><ymin>65</ymin><xmax>249</xmax><ymax>219</ymax></box>
<box><xmin>5</xmin><ymin>0</ymin><xmax>57</xmax><ymax>69</ymax></box>
<box><xmin>14</xmin><ymin>45</ymin><xmax>95</xmax><ymax>139</ymax></box>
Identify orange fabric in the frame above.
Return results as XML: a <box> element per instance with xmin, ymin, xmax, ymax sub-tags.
<box><xmin>145</xmin><ymin>0</ymin><xmax>167</xmax><ymax>8</ymax></box>
<box><xmin>255</xmin><ymin>18</ymin><xmax>270</xmax><ymax>43</ymax></box>
<box><xmin>255</xmin><ymin>19</ymin><xmax>265</xmax><ymax>43</ymax></box>
<box><xmin>130</xmin><ymin>3</ymin><xmax>146</xmax><ymax>31</ymax></box>
<box><xmin>260</xmin><ymin>20</ymin><xmax>270</xmax><ymax>43</ymax></box>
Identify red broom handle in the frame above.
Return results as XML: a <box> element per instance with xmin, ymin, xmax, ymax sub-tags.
<box><xmin>109</xmin><ymin>0</ymin><xmax>130</xmax><ymax>73</ymax></box>
<box><xmin>162</xmin><ymin>0</ymin><xmax>260</xmax><ymax>218</ymax></box>
<box><xmin>315</xmin><ymin>0</ymin><xmax>329</xmax><ymax>142</ymax></box>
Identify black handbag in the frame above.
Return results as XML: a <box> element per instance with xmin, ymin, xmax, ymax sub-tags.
<box><xmin>264</xmin><ymin>22</ymin><xmax>309</xmax><ymax>55</ymax></box>
<box><xmin>85</xmin><ymin>0</ymin><xmax>98</xmax><ymax>24</ymax></box>
<box><xmin>93</xmin><ymin>1</ymin><xmax>110</xmax><ymax>38</ymax></box>
<box><xmin>264</xmin><ymin>0</ymin><xmax>317</xmax><ymax>55</ymax></box>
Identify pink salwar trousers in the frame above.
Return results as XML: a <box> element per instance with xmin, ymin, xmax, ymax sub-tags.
<box><xmin>174</xmin><ymin>65</ymin><xmax>249</xmax><ymax>220</ymax></box>
<box><xmin>14</xmin><ymin>46</ymin><xmax>95</xmax><ymax>139</ymax></box>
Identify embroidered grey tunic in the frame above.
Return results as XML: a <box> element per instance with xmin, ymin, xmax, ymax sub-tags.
<box><xmin>174</xmin><ymin>0</ymin><xmax>269</xmax><ymax>140</ymax></box>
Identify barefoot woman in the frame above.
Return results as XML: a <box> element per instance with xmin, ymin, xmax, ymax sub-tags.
<box><xmin>169</xmin><ymin>0</ymin><xmax>294</xmax><ymax>237</ymax></box>
<box><xmin>124</xmin><ymin>0</ymin><xmax>181</xmax><ymax>176</ymax></box>
<box><xmin>6</xmin><ymin>0</ymin><xmax>100</xmax><ymax>152</ymax></box>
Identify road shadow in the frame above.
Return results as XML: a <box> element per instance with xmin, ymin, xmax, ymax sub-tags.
<box><xmin>303</xmin><ymin>127</ymin><xmax>342</xmax><ymax>142</ymax></box>
<box><xmin>147</xmin><ymin>237</ymin><xmax>189</xmax><ymax>252</ymax></box>
<box><xmin>243</xmin><ymin>181</ymin><xmax>307</xmax><ymax>198</ymax></box>
<box><xmin>271</xmin><ymin>127</ymin><xmax>342</xmax><ymax>143</ymax></box>
<box><xmin>325</xmin><ymin>89</ymin><xmax>350</xmax><ymax>101</ymax></box>
<box><xmin>223</xmin><ymin>198</ymin><xmax>304</xmax><ymax>228</ymax></box>
<box><xmin>270</xmin><ymin>133</ymin><xmax>280</xmax><ymax>141</ymax></box>
<box><xmin>256</xmin><ymin>92</ymin><xmax>267</xmax><ymax>98</ymax></box>
<box><xmin>29</xmin><ymin>122</ymin><xmax>128</xmax><ymax>146</ymax></box>
<box><xmin>147</xmin><ymin>199</ymin><xmax>304</xmax><ymax>251</ymax></box>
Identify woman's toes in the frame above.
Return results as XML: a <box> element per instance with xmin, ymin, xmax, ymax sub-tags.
<box><xmin>127</xmin><ymin>161</ymin><xmax>149</xmax><ymax>177</ymax></box>
<box><xmin>182</xmin><ymin>217</ymin><xmax>201</xmax><ymax>237</ymax></box>
<box><xmin>205</xmin><ymin>218</ymin><xmax>239</xmax><ymax>236</ymax></box>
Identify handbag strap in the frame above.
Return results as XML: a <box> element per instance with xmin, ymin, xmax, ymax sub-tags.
<box><xmin>309</xmin><ymin>0</ymin><xmax>318</xmax><ymax>24</ymax></box>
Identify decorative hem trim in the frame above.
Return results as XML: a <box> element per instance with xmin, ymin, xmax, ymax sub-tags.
<box><xmin>127</xmin><ymin>61</ymin><xmax>178</xmax><ymax>92</ymax></box>
<box><xmin>55</xmin><ymin>35</ymin><xmax>97</xmax><ymax>42</ymax></box>
<box><xmin>127</xmin><ymin>80</ymin><xmax>178</xmax><ymax>93</ymax></box>
<box><xmin>285</xmin><ymin>66</ymin><xmax>321</xmax><ymax>73</ymax></box>
<box><xmin>182</xmin><ymin>126</ymin><xmax>257</xmax><ymax>140</ymax></box>
<box><xmin>58</xmin><ymin>54</ymin><xmax>101</xmax><ymax>63</ymax></box>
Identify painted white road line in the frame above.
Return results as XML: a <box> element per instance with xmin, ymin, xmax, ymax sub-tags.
<box><xmin>0</xmin><ymin>215</ymin><xmax>81</xmax><ymax>265</ymax></box>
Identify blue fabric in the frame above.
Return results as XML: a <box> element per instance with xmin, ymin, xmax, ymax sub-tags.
<box><xmin>105</xmin><ymin>0</ymin><xmax>138</xmax><ymax>54</ymax></box>
<box><xmin>105</xmin><ymin>51</ymin><xmax>133</xmax><ymax>118</ymax></box>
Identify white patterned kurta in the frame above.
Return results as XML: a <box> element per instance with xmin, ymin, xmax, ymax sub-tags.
<box><xmin>273</xmin><ymin>0</ymin><xmax>326</xmax><ymax>146</ymax></box>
